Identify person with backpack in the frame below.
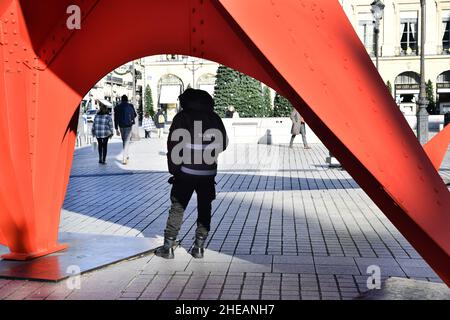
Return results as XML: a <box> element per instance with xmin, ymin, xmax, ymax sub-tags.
<box><xmin>114</xmin><ymin>95</ymin><xmax>137</xmax><ymax>165</ymax></box>
<box><xmin>154</xmin><ymin>108</ymin><xmax>166</xmax><ymax>138</ymax></box>
<box><xmin>155</xmin><ymin>88</ymin><xmax>228</xmax><ymax>260</ymax></box>
<box><xmin>92</xmin><ymin>104</ymin><xmax>114</xmax><ymax>164</ymax></box>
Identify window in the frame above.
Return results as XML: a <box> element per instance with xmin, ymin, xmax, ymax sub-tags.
<box><xmin>399</xmin><ymin>11</ymin><xmax>418</xmax><ymax>55</ymax></box>
<box><xmin>395</xmin><ymin>71</ymin><xmax>420</xmax><ymax>85</ymax></box>
<box><xmin>158</xmin><ymin>54</ymin><xmax>182</xmax><ymax>62</ymax></box>
<box><xmin>166</xmin><ymin>54</ymin><xmax>177</xmax><ymax>60</ymax></box>
<box><xmin>437</xmin><ymin>71</ymin><xmax>450</xmax><ymax>84</ymax></box>
<box><xmin>400</xmin><ymin>19</ymin><xmax>418</xmax><ymax>55</ymax></box>
<box><xmin>442</xmin><ymin>12</ymin><xmax>450</xmax><ymax>53</ymax></box>
<box><xmin>358</xmin><ymin>20</ymin><xmax>375</xmax><ymax>55</ymax></box>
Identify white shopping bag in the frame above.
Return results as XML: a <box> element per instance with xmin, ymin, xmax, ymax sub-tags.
<box><xmin>92</xmin><ymin>139</ymin><xmax>97</xmax><ymax>152</ymax></box>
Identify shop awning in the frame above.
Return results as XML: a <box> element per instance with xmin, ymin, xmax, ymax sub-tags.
<box><xmin>159</xmin><ymin>85</ymin><xmax>181</xmax><ymax>104</ymax></box>
<box><xmin>98</xmin><ymin>99</ymin><xmax>113</xmax><ymax>107</ymax></box>
<box><xmin>396</xmin><ymin>89</ymin><xmax>419</xmax><ymax>94</ymax></box>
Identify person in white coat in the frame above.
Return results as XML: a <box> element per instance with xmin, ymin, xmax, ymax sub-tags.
<box><xmin>289</xmin><ymin>108</ymin><xmax>310</xmax><ymax>149</ymax></box>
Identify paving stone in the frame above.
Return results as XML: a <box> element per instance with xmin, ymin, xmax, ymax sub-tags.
<box><xmin>228</xmin><ymin>263</ymin><xmax>272</xmax><ymax>273</ymax></box>
<box><xmin>316</xmin><ymin>265</ymin><xmax>361</xmax><ymax>275</ymax></box>
<box><xmin>273</xmin><ymin>255</ymin><xmax>314</xmax><ymax>264</ymax></box>
<box><xmin>1</xmin><ymin>141</ymin><xmax>444</xmax><ymax>300</ymax></box>
<box><xmin>232</xmin><ymin>255</ymin><xmax>273</xmax><ymax>264</ymax></box>
<box><xmin>314</xmin><ymin>256</ymin><xmax>357</xmax><ymax>266</ymax></box>
<box><xmin>400</xmin><ymin>267</ymin><xmax>439</xmax><ymax>278</ymax></box>
<box><xmin>185</xmin><ymin>262</ymin><xmax>230</xmax><ymax>273</ymax></box>
<box><xmin>272</xmin><ymin>264</ymin><xmax>316</xmax><ymax>273</ymax></box>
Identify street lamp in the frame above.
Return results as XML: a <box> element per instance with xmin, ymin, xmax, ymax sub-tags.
<box><xmin>109</xmin><ymin>72</ymin><xmax>115</xmax><ymax>104</ymax></box>
<box><xmin>417</xmin><ymin>0</ymin><xmax>429</xmax><ymax>145</ymax></box>
<box><xmin>183</xmin><ymin>56</ymin><xmax>203</xmax><ymax>88</ymax></box>
<box><xmin>130</xmin><ymin>59</ymin><xmax>145</xmax><ymax>141</ymax></box>
<box><xmin>371</xmin><ymin>0</ymin><xmax>385</xmax><ymax>70</ymax></box>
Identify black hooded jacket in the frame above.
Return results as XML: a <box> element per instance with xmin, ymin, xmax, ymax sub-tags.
<box><xmin>167</xmin><ymin>89</ymin><xmax>228</xmax><ymax>176</ymax></box>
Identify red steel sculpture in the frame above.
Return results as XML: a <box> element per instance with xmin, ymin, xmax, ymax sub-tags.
<box><xmin>0</xmin><ymin>0</ymin><xmax>449</xmax><ymax>285</ymax></box>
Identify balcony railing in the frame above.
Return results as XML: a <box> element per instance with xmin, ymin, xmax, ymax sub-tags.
<box><xmin>437</xmin><ymin>45</ymin><xmax>450</xmax><ymax>55</ymax></box>
<box><xmin>396</xmin><ymin>45</ymin><xmax>419</xmax><ymax>56</ymax></box>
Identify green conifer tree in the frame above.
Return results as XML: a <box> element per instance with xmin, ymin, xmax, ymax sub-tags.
<box><xmin>237</xmin><ymin>75</ymin><xmax>265</xmax><ymax>117</ymax></box>
<box><xmin>261</xmin><ymin>85</ymin><xmax>273</xmax><ymax>117</ymax></box>
<box><xmin>273</xmin><ymin>93</ymin><xmax>292</xmax><ymax>117</ymax></box>
<box><xmin>214</xmin><ymin>65</ymin><xmax>270</xmax><ymax>117</ymax></box>
<box><xmin>213</xmin><ymin>65</ymin><xmax>241</xmax><ymax>117</ymax></box>
<box><xmin>426</xmin><ymin>79</ymin><xmax>436</xmax><ymax>114</ymax></box>
<box><xmin>386</xmin><ymin>80</ymin><xmax>393</xmax><ymax>96</ymax></box>
<box><xmin>144</xmin><ymin>84</ymin><xmax>154</xmax><ymax>117</ymax></box>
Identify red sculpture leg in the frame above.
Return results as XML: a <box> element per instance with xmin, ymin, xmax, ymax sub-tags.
<box><xmin>215</xmin><ymin>0</ymin><xmax>449</xmax><ymax>285</ymax></box>
<box><xmin>0</xmin><ymin>0</ymin><xmax>71</xmax><ymax>259</ymax></box>
<box><xmin>424</xmin><ymin>125</ymin><xmax>450</xmax><ymax>170</ymax></box>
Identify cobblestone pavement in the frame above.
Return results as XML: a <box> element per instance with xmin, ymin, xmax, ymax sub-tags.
<box><xmin>0</xmin><ymin>134</ymin><xmax>448</xmax><ymax>300</ymax></box>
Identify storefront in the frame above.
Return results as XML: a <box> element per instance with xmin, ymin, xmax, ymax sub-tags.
<box><xmin>394</xmin><ymin>71</ymin><xmax>420</xmax><ymax>115</ymax></box>
<box><xmin>158</xmin><ymin>74</ymin><xmax>184</xmax><ymax>122</ymax></box>
<box><xmin>437</xmin><ymin>71</ymin><xmax>450</xmax><ymax>114</ymax></box>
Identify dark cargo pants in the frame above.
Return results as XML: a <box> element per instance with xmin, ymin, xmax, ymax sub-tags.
<box><xmin>164</xmin><ymin>174</ymin><xmax>216</xmax><ymax>239</ymax></box>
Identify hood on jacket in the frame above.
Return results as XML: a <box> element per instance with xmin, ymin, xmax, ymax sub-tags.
<box><xmin>179</xmin><ymin>88</ymin><xmax>214</xmax><ymax>112</ymax></box>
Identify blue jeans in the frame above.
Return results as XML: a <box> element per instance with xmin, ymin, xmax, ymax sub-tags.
<box><xmin>119</xmin><ymin>126</ymin><xmax>132</xmax><ymax>159</ymax></box>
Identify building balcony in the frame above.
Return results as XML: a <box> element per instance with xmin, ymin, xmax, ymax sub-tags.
<box><xmin>437</xmin><ymin>45</ymin><xmax>450</xmax><ymax>55</ymax></box>
<box><xmin>396</xmin><ymin>46</ymin><xmax>419</xmax><ymax>57</ymax></box>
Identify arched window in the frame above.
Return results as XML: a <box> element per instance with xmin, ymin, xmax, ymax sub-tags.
<box><xmin>437</xmin><ymin>70</ymin><xmax>450</xmax><ymax>84</ymax></box>
<box><xmin>157</xmin><ymin>74</ymin><xmax>184</xmax><ymax>122</ymax></box>
<box><xmin>394</xmin><ymin>71</ymin><xmax>420</xmax><ymax>85</ymax></box>
<box><xmin>196</xmin><ymin>73</ymin><xmax>216</xmax><ymax>96</ymax></box>
<box><xmin>436</xmin><ymin>71</ymin><xmax>450</xmax><ymax>114</ymax></box>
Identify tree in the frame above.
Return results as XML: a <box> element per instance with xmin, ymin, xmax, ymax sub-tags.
<box><xmin>273</xmin><ymin>93</ymin><xmax>292</xmax><ymax>117</ymax></box>
<box><xmin>213</xmin><ymin>65</ymin><xmax>241</xmax><ymax>117</ymax></box>
<box><xmin>262</xmin><ymin>85</ymin><xmax>273</xmax><ymax>116</ymax></box>
<box><xmin>386</xmin><ymin>80</ymin><xmax>393</xmax><ymax>96</ymax></box>
<box><xmin>213</xmin><ymin>65</ymin><xmax>270</xmax><ymax>117</ymax></box>
<box><xmin>237</xmin><ymin>74</ymin><xmax>266</xmax><ymax>117</ymax></box>
<box><xmin>144</xmin><ymin>84</ymin><xmax>154</xmax><ymax>117</ymax></box>
<box><xmin>426</xmin><ymin>79</ymin><xmax>437</xmax><ymax>115</ymax></box>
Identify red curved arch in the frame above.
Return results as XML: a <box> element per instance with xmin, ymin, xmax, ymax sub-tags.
<box><xmin>0</xmin><ymin>0</ymin><xmax>449</xmax><ymax>285</ymax></box>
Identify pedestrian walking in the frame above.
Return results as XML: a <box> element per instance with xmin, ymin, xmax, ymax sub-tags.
<box><xmin>289</xmin><ymin>108</ymin><xmax>310</xmax><ymax>149</ymax></box>
<box><xmin>154</xmin><ymin>108</ymin><xmax>166</xmax><ymax>138</ymax></box>
<box><xmin>114</xmin><ymin>95</ymin><xmax>137</xmax><ymax>165</ymax></box>
<box><xmin>142</xmin><ymin>112</ymin><xmax>155</xmax><ymax>138</ymax></box>
<box><xmin>155</xmin><ymin>88</ymin><xmax>228</xmax><ymax>260</ymax></box>
<box><xmin>91</xmin><ymin>104</ymin><xmax>114</xmax><ymax>164</ymax></box>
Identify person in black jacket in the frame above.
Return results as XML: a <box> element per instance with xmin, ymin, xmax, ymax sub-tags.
<box><xmin>114</xmin><ymin>95</ymin><xmax>137</xmax><ymax>165</ymax></box>
<box><xmin>155</xmin><ymin>88</ymin><xmax>228</xmax><ymax>259</ymax></box>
